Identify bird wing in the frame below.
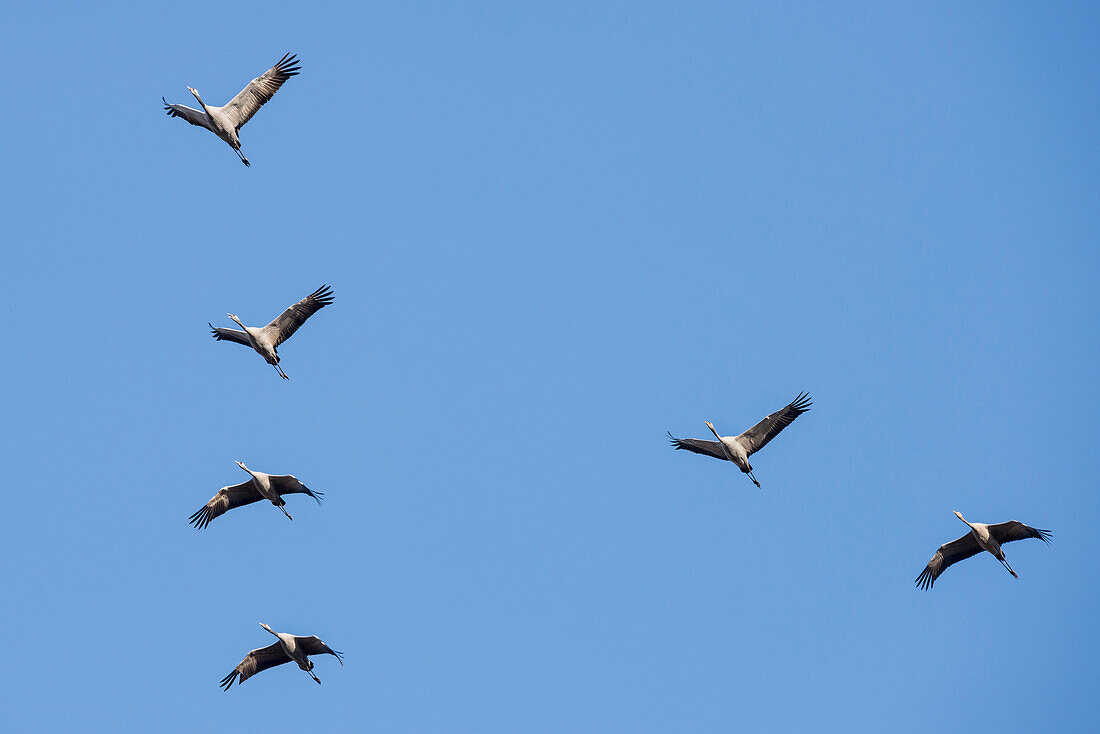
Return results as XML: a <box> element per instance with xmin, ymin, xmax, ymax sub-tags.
<box><xmin>189</xmin><ymin>480</ymin><xmax>265</xmax><ymax>529</ymax></box>
<box><xmin>915</xmin><ymin>533</ymin><xmax>983</xmax><ymax>590</ymax></box>
<box><xmin>667</xmin><ymin>432</ymin><xmax>729</xmax><ymax>461</ymax></box>
<box><xmin>269</xmin><ymin>475</ymin><xmax>324</xmax><ymax>504</ymax></box>
<box><xmin>163</xmin><ymin>98</ymin><xmax>213</xmax><ymax>130</ymax></box>
<box><xmin>737</xmin><ymin>392</ymin><xmax>812</xmax><ymax>456</ymax></box>
<box><xmin>295</xmin><ymin>636</ymin><xmax>344</xmax><ymax>664</ymax></box>
<box><xmin>209</xmin><ymin>323</ymin><xmax>251</xmax><ymax>347</ymax></box>
<box><xmin>222</xmin><ymin>53</ymin><xmax>301</xmax><ymax>132</ymax></box>
<box><xmin>263</xmin><ymin>285</ymin><xmax>335</xmax><ymax>347</ymax></box>
<box><xmin>988</xmin><ymin>521</ymin><xmax>1052</xmax><ymax>545</ymax></box>
<box><xmin>220</xmin><ymin>642</ymin><xmax>291</xmax><ymax>690</ymax></box>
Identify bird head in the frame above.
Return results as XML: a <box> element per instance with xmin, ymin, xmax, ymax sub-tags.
<box><xmin>954</xmin><ymin>511</ymin><xmax>967</xmax><ymax>523</ymax></box>
<box><xmin>187</xmin><ymin>86</ymin><xmax>201</xmax><ymax>100</ymax></box>
<box><xmin>227</xmin><ymin>313</ymin><xmax>243</xmax><ymax>326</ymax></box>
<box><xmin>259</xmin><ymin>622</ymin><xmax>275</xmax><ymax>635</ymax></box>
<box><xmin>235</xmin><ymin>461</ymin><xmax>249</xmax><ymax>472</ymax></box>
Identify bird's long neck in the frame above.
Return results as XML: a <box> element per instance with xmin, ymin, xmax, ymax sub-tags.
<box><xmin>191</xmin><ymin>90</ymin><xmax>211</xmax><ymax>116</ymax></box>
<box><xmin>956</xmin><ymin>513</ymin><xmax>976</xmax><ymax>534</ymax></box>
<box><xmin>229</xmin><ymin>316</ymin><xmax>256</xmax><ymax>343</ymax></box>
<box><xmin>706</xmin><ymin>423</ymin><xmax>722</xmax><ymax>441</ymax></box>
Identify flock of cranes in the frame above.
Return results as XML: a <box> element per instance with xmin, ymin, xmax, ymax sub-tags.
<box><xmin>165</xmin><ymin>53</ymin><xmax>1053</xmax><ymax>691</ymax></box>
<box><xmin>669</xmin><ymin>395</ymin><xmax>1051</xmax><ymax>590</ymax></box>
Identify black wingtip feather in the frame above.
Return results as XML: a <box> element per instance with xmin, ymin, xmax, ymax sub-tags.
<box><xmin>788</xmin><ymin>392</ymin><xmax>813</xmax><ymax>413</ymax></box>
<box><xmin>307</xmin><ymin>284</ymin><xmax>335</xmax><ymax>306</ymax></box>
<box><xmin>188</xmin><ymin>506</ymin><xmax>212</xmax><ymax>529</ymax></box>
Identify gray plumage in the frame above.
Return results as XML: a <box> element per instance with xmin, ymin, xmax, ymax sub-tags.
<box><xmin>668</xmin><ymin>392</ymin><xmax>812</xmax><ymax>487</ymax></box>
<box><xmin>190</xmin><ymin>461</ymin><xmax>322</xmax><ymax>528</ymax></box>
<box><xmin>163</xmin><ymin>53</ymin><xmax>301</xmax><ymax>166</ymax></box>
<box><xmin>221</xmin><ymin>623</ymin><xmax>343</xmax><ymax>689</ymax></box>
<box><xmin>916</xmin><ymin>512</ymin><xmax>1051</xmax><ymax>589</ymax></box>
<box><xmin>210</xmin><ymin>284</ymin><xmax>334</xmax><ymax>379</ymax></box>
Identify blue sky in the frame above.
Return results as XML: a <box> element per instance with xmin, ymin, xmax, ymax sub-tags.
<box><xmin>1</xmin><ymin>1</ymin><xmax>1097</xmax><ymax>731</ymax></box>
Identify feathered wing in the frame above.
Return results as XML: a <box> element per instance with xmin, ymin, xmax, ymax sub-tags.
<box><xmin>189</xmin><ymin>480</ymin><xmax>265</xmax><ymax>529</ymax></box>
<box><xmin>220</xmin><ymin>642</ymin><xmax>291</xmax><ymax>690</ymax></box>
<box><xmin>915</xmin><ymin>534</ymin><xmax>983</xmax><ymax>590</ymax></box>
<box><xmin>988</xmin><ymin>521</ymin><xmax>1052</xmax><ymax>545</ymax></box>
<box><xmin>263</xmin><ymin>285</ymin><xmax>335</xmax><ymax>347</ymax></box>
<box><xmin>223</xmin><ymin>53</ymin><xmax>302</xmax><ymax>132</ymax></box>
<box><xmin>209</xmin><ymin>324</ymin><xmax>252</xmax><ymax>347</ymax></box>
<box><xmin>269</xmin><ymin>475</ymin><xmax>324</xmax><ymax>504</ymax></box>
<box><xmin>737</xmin><ymin>392</ymin><xmax>812</xmax><ymax>456</ymax></box>
<box><xmin>163</xmin><ymin>98</ymin><xmax>213</xmax><ymax>130</ymax></box>
<box><xmin>667</xmin><ymin>432</ymin><xmax>729</xmax><ymax>461</ymax></box>
<box><xmin>296</xmin><ymin>636</ymin><xmax>344</xmax><ymax>663</ymax></box>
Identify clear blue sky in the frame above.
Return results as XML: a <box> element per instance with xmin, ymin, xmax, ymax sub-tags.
<box><xmin>2</xmin><ymin>1</ymin><xmax>1097</xmax><ymax>731</ymax></box>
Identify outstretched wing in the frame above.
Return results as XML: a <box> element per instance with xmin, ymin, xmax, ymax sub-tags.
<box><xmin>915</xmin><ymin>533</ymin><xmax>983</xmax><ymax>590</ymax></box>
<box><xmin>163</xmin><ymin>98</ymin><xmax>213</xmax><ymax>130</ymax></box>
<box><xmin>296</xmin><ymin>636</ymin><xmax>344</xmax><ymax>664</ymax></box>
<box><xmin>223</xmin><ymin>53</ymin><xmax>302</xmax><ymax>132</ymax></box>
<box><xmin>263</xmin><ymin>285</ymin><xmax>334</xmax><ymax>347</ymax></box>
<box><xmin>988</xmin><ymin>521</ymin><xmax>1052</xmax><ymax>546</ymax></box>
<box><xmin>667</xmin><ymin>432</ymin><xmax>729</xmax><ymax>461</ymax></box>
<box><xmin>737</xmin><ymin>392</ymin><xmax>812</xmax><ymax>456</ymax></box>
<box><xmin>209</xmin><ymin>323</ymin><xmax>251</xmax><ymax>347</ymax></box>
<box><xmin>269</xmin><ymin>475</ymin><xmax>324</xmax><ymax>505</ymax></box>
<box><xmin>189</xmin><ymin>480</ymin><xmax>265</xmax><ymax>529</ymax></box>
<box><xmin>220</xmin><ymin>642</ymin><xmax>291</xmax><ymax>690</ymax></box>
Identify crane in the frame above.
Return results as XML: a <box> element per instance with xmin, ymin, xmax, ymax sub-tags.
<box><xmin>163</xmin><ymin>53</ymin><xmax>301</xmax><ymax>166</ymax></box>
<box><xmin>189</xmin><ymin>461</ymin><xmax>322</xmax><ymax>528</ymax></box>
<box><xmin>209</xmin><ymin>284</ymin><xmax>334</xmax><ymax>379</ymax></box>
<box><xmin>668</xmin><ymin>392</ymin><xmax>811</xmax><ymax>487</ymax></box>
<box><xmin>916</xmin><ymin>512</ymin><xmax>1051</xmax><ymax>589</ymax></box>
<box><xmin>221</xmin><ymin>623</ymin><xmax>343</xmax><ymax>689</ymax></box>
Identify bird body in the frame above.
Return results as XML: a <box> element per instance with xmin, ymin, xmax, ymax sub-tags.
<box><xmin>706</xmin><ymin>424</ymin><xmax>751</xmax><ymax>468</ymax></box>
<box><xmin>163</xmin><ymin>53</ymin><xmax>301</xmax><ymax>166</ymax></box>
<box><xmin>669</xmin><ymin>392</ymin><xmax>812</xmax><ymax>488</ymax></box>
<box><xmin>915</xmin><ymin>512</ymin><xmax>1051</xmax><ymax>589</ymax></box>
<box><xmin>210</xmin><ymin>285</ymin><xmax>334</xmax><ymax>379</ymax></box>
<box><xmin>231</xmin><ymin>320</ymin><xmax>280</xmax><ymax>368</ymax></box>
<box><xmin>238</xmin><ymin>461</ymin><xmax>292</xmax><ymax>516</ymax></box>
<box><xmin>221</xmin><ymin>623</ymin><xmax>343</xmax><ymax>688</ymax></box>
<box><xmin>965</xmin><ymin>520</ymin><xmax>997</xmax><ymax>556</ymax></box>
<box><xmin>269</xmin><ymin>626</ymin><xmax>305</xmax><ymax>666</ymax></box>
<box><xmin>189</xmin><ymin>461</ymin><xmax>322</xmax><ymax>528</ymax></box>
